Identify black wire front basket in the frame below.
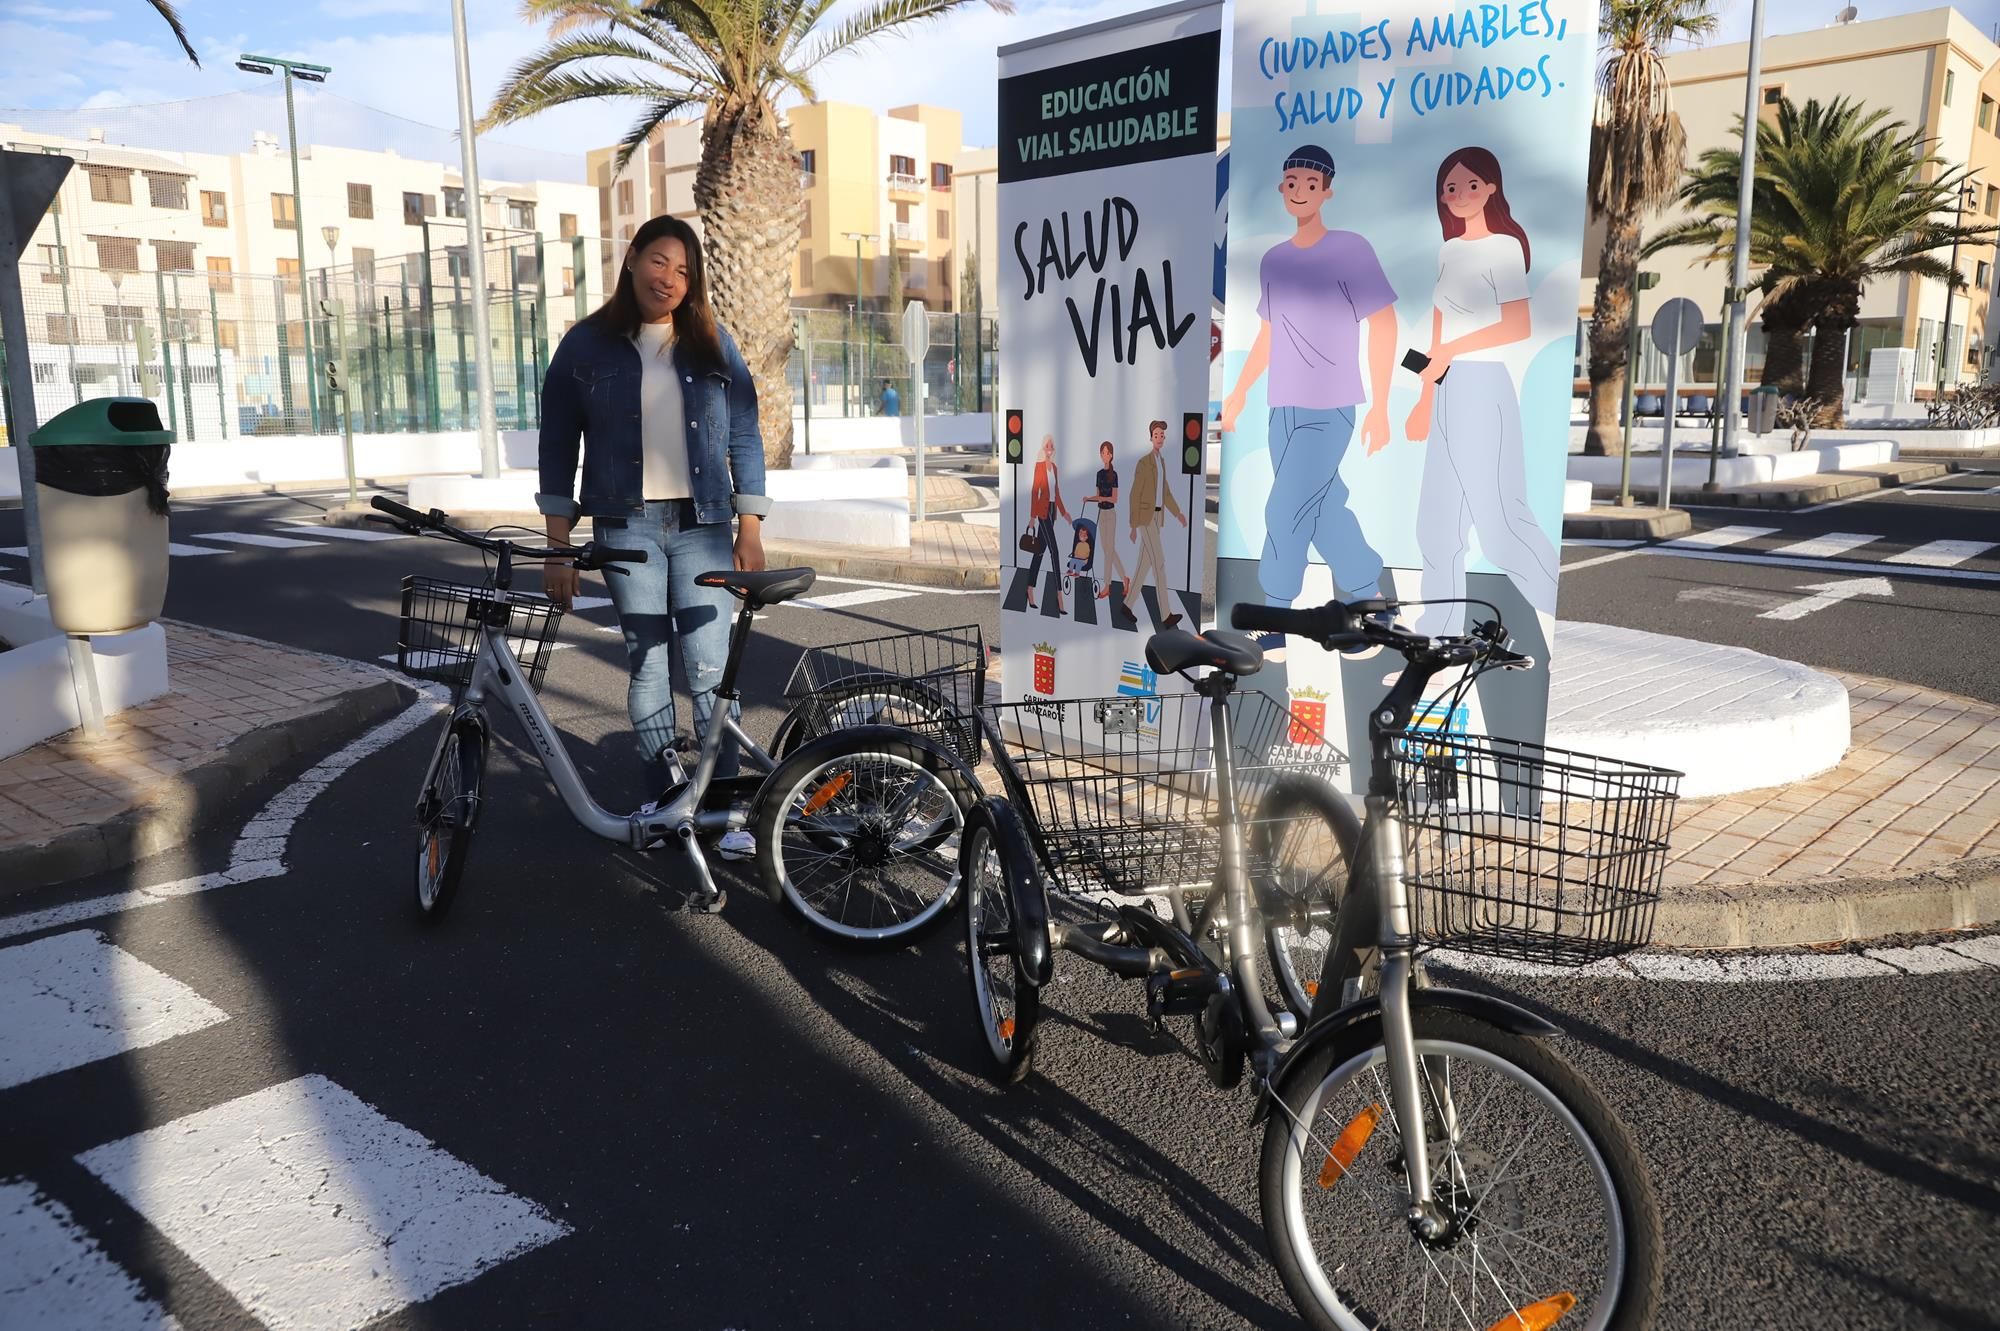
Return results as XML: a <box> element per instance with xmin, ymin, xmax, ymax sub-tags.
<box><xmin>395</xmin><ymin>576</ymin><xmax>565</xmax><ymax>693</ymax></box>
<box><xmin>1392</xmin><ymin>731</ymin><xmax>1681</xmax><ymax>966</ymax></box>
<box><xmin>782</xmin><ymin>624</ymin><xmax>987</xmax><ymax>763</ymax></box>
<box><xmin>979</xmin><ymin>690</ymin><xmax>1347</xmax><ymax>899</ymax></box>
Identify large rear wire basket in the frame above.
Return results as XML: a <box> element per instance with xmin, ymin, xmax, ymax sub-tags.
<box><xmin>979</xmin><ymin>690</ymin><xmax>1347</xmax><ymax>899</ymax></box>
<box><xmin>1392</xmin><ymin>731</ymin><xmax>1680</xmax><ymax>966</ymax></box>
<box><xmin>783</xmin><ymin>624</ymin><xmax>987</xmax><ymax>763</ymax></box>
<box><xmin>395</xmin><ymin>576</ymin><xmax>565</xmax><ymax>693</ymax></box>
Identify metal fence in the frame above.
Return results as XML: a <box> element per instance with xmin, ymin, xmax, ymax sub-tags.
<box><xmin>3</xmin><ymin>238</ymin><xmax>998</xmax><ymax>446</ymax></box>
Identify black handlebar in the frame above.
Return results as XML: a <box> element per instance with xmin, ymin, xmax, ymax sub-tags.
<box><xmin>369</xmin><ymin>494</ymin><xmax>430</xmax><ymax>527</ymax></box>
<box><xmin>365</xmin><ymin>493</ymin><xmax>648</xmax><ymax>569</ymax></box>
<box><xmin>592</xmin><ymin>545</ymin><xmax>647</xmax><ymax>565</ymax></box>
<box><xmin>1233</xmin><ymin>597</ymin><xmax>1530</xmax><ymax>672</ymax></box>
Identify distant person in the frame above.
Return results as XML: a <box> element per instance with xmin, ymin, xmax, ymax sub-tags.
<box><xmin>880</xmin><ymin>380</ymin><xmax>901</xmax><ymax>417</ymax></box>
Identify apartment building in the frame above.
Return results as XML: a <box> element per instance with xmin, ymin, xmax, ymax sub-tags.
<box><xmin>594</xmin><ymin>102</ymin><xmax>966</xmax><ymax>311</ymax></box>
<box><xmin>1583</xmin><ymin>5</ymin><xmax>2000</xmax><ymax>391</ymax></box>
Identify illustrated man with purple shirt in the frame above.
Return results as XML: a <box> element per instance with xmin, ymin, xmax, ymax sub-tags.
<box><xmin>1220</xmin><ymin>144</ymin><xmax>1397</xmax><ymax>608</ymax></box>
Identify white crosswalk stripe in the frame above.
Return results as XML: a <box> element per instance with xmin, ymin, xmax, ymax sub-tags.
<box><xmin>191</xmin><ymin>530</ymin><xmax>327</xmax><ymax>549</ymax></box>
<box><xmin>1767</xmin><ymin>531</ymin><xmax>1877</xmax><ymax>559</ymax></box>
<box><xmin>0</xmin><ymin>1181</ymin><xmax>180</xmax><ymax>1330</ymax></box>
<box><xmin>0</xmin><ymin>931</ymin><xmax>227</xmax><ymax>1091</ymax></box>
<box><xmin>274</xmin><ymin>523</ymin><xmax>410</xmax><ymax>542</ymax></box>
<box><xmin>76</xmin><ymin>1075</ymin><xmax>570</xmax><ymax>1331</ymax></box>
<box><xmin>788</xmin><ymin>587</ymin><xmax>921</xmax><ymax>610</ymax></box>
<box><xmin>1660</xmin><ymin>525</ymin><xmax>1778</xmax><ymax>550</ymax></box>
<box><xmin>1884</xmin><ymin>539</ymin><xmax>1997</xmax><ymax>568</ymax></box>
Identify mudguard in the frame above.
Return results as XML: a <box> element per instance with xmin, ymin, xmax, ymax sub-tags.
<box><xmin>970</xmin><ymin>796</ymin><xmax>1053</xmax><ymax>987</ymax></box>
<box><xmin>1252</xmin><ymin>986</ymin><xmax>1561</xmax><ymax>1124</ymax></box>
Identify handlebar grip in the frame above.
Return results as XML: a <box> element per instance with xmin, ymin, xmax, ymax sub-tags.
<box><xmin>595</xmin><ymin>545</ymin><xmax>648</xmax><ymax>564</ymax></box>
<box><xmin>370</xmin><ymin>495</ymin><xmax>428</xmax><ymax>526</ymax></box>
<box><xmin>1229</xmin><ymin>602</ymin><xmax>1339</xmax><ymax>640</ymax></box>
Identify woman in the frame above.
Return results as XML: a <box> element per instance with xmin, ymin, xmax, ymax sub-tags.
<box><xmin>1088</xmin><ymin>440</ymin><xmax>1129</xmax><ymax>600</ymax></box>
<box><xmin>1404</xmin><ymin>146</ymin><xmax>1559</xmax><ymax>631</ymax></box>
<box><xmin>1021</xmin><ymin>434</ymin><xmax>1070</xmax><ymax>614</ymax></box>
<box><xmin>537</xmin><ymin>214</ymin><xmax>770</xmax><ymax>855</ymax></box>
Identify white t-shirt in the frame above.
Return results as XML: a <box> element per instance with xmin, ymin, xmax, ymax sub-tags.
<box><xmin>633</xmin><ymin>322</ymin><xmax>692</xmax><ymax>500</ymax></box>
<box><xmin>1435</xmin><ymin>234</ymin><xmax>1529</xmax><ymax>360</ymax></box>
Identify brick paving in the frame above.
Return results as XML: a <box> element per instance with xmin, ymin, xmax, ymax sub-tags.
<box><xmin>0</xmin><ymin>625</ymin><xmax>390</xmax><ymax>857</ymax></box>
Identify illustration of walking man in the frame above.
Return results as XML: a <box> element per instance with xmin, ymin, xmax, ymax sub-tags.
<box><xmin>1125</xmin><ymin>419</ymin><xmax>1187</xmax><ymax>629</ymax></box>
<box><xmin>1220</xmin><ymin>144</ymin><xmax>1397</xmax><ymax>610</ymax></box>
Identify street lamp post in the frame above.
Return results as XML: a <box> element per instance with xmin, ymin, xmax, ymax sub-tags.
<box><xmin>237</xmin><ymin>54</ymin><xmax>329</xmax><ymax>435</ymax></box>
<box><xmin>844</xmin><ymin>231</ymin><xmax>874</xmax><ymax>415</ymax></box>
<box><xmin>1717</xmin><ymin>0</ymin><xmax>1764</xmax><ymax>459</ymax></box>
<box><xmin>1937</xmin><ymin>179</ymin><xmax>1977</xmax><ymax>393</ymax></box>
<box><xmin>449</xmin><ymin>0</ymin><xmax>501</xmax><ymax>480</ymax></box>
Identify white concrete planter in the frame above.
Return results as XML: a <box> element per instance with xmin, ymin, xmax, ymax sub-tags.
<box><xmin>1567</xmin><ymin>437</ymin><xmax>1898</xmax><ymax>491</ymax></box>
<box><xmin>0</xmin><ymin>586</ymin><xmax>170</xmax><ymax>760</ymax></box>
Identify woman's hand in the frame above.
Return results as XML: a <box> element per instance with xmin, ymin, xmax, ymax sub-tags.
<box><xmin>543</xmin><ymin>561</ymin><xmax>580</xmax><ymax>610</ymax></box>
<box><xmin>734</xmin><ymin>515</ymin><xmax>767</xmax><ymax>573</ymax></box>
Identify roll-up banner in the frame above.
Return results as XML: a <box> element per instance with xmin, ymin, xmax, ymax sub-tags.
<box><xmin>998</xmin><ymin>0</ymin><xmax>1222</xmax><ymax>720</ymax></box>
<box><xmin>1219</xmin><ymin>0</ymin><xmax>1597</xmax><ymax>788</ymax></box>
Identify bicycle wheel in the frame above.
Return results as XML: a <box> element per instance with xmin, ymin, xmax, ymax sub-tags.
<box><xmin>414</xmin><ymin>716</ymin><xmax>485</xmax><ymax>921</ymax></box>
<box><xmin>1260</xmin><ymin>1008</ymin><xmax>1663</xmax><ymax>1331</ymax></box>
<box><xmin>754</xmin><ymin>728</ymin><xmax>976</xmax><ymax>946</ymax></box>
<box><xmin>771</xmin><ymin>675</ymin><xmax>963</xmax><ymax>761</ymax></box>
<box><xmin>1250</xmin><ymin>777</ymin><xmax>1360</xmax><ymax>1018</ymax></box>
<box><xmin>961</xmin><ymin>797</ymin><xmax>1041</xmax><ymax>1083</ymax></box>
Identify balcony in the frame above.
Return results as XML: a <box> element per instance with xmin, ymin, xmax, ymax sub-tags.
<box><xmin>799</xmin><ymin>170</ymin><xmax>817</xmax><ymax>191</ymax></box>
<box><xmin>889</xmin><ymin>221</ymin><xmax>922</xmax><ymax>249</ymax></box>
<box><xmin>886</xmin><ymin>171</ymin><xmax>924</xmax><ymax>199</ymax></box>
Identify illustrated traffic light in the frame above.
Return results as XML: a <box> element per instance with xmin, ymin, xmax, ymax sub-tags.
<box><xmin>1004</xmin><ymin>408</ymin><xmax>1024</xmax><ymax>465</ymax></box>
<box><xmin>1181</xmin><ymin>413</ymin><xmax>1203</xmax><ymax>475</ymax></box>
<box><xmin>134</xmin><ymin>326</ymin><xmax>161</xmax><ymax>397</ymax></box>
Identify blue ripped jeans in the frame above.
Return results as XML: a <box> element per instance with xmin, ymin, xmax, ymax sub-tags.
<box><xmin>595</xmin><ymin>500</ymin><xmax>741</xmax><ymax>785</ymax></box>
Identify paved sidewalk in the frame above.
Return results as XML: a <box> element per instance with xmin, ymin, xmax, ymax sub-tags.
<box><xmin>765</xmin><ymin>519</ymin><xmax>999</xmax><ymax>589</ymax></box>
<box><xmin>0</xmin><ymin>624</ymin><xmax>410</xmax><ymax>894</ymax></box>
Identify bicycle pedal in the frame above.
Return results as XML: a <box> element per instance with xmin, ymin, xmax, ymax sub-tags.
<box><xmin>1146</xmin><ymin>966</ymin><xmax>1222</xmax><ymax>1019</ymax></box>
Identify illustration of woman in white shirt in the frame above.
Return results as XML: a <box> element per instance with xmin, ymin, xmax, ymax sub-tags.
<box><xmin>1404</xmin><ymin>146</ymin><xmax>1559</xmax><ymax>628</ymax></box>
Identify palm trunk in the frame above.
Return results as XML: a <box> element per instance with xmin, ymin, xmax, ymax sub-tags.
<box><xmin>1757</xmin><ymin>314</ymin><xmax>1806</xmax><ymax>394</ymax></box>
<box><xmin>1804</xmin><ymin>284</ymin><xmax>1859</xmax><ymax>428</ymax></box>
<box><xmin>696</xmin><ymin>99</ymin><xmax>804</xmax><ymax>470</ymax></box>
<box><xmin>1585</xmin><ymin>206</ymin><xmax>1642</xmax><ymax>456</ymax></box>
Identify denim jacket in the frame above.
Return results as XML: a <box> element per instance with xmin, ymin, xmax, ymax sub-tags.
<box><xmin>536</xmin><ymin>318</ymin><xmax>772</xmax><ymax>524</ymax></box>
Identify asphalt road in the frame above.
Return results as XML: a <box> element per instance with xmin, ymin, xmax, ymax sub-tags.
<box><xmin>1</xmin><ymin>478</ymin><xmax>1997</xmax><ymax>1329</ymax></box>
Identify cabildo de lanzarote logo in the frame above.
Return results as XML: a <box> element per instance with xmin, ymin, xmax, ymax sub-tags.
<box><xmin>1031</xmin><ymin>642</ymin><xmax>1057</xmax><ymax>695</ymax></box>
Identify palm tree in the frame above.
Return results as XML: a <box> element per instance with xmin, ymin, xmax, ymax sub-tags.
<box><xmin>482</xmin><ymin>0</ymin><xmax>1011</xmax><ymax>468</ymax></box>
<box><xmin>1583</xmin><ymin>0</ymin><xmax>1716</xmax><ymax>455</ymax></box>
<box><xmin>1647</xmin><ymin>97</ymin><xmax>2000</xmax><ymax>425</ymax></box>
<box><xmin>147</xmin><ymin>0</ymin><xmax>200</xmax><ymax>64</ymax></box>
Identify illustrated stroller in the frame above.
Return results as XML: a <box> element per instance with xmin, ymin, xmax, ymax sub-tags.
<box><xmin>1063</xmin><ymin>516</ymin><xmax>1097</xmax><ymax>601</ymax></box>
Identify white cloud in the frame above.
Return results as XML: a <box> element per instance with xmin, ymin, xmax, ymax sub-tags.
<box><xmin>10</xmin><ymin>4</ymin><xmax>114</xmax><ymax>21</ymax></box>
<box><xmin>322</xmin><ymin>0</ymin><xmax>440</xmax><ymax>17</ymax></box>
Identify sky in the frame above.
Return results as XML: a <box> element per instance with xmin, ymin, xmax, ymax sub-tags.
<box><xmin>0</xmin><ymin>0</ymin><xmax>1975</xmax><ymax>175</ymax></box>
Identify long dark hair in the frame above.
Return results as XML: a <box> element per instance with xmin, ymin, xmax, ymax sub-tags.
<box><xmin>583</xmin><ymin>214</ymin><xmax>724</xmax><ymax>369</ymax></box>
<box><xmin>1435</xmin><ymin>146</ymin><xmax>1530</xmax><ymax>271</ymax></box>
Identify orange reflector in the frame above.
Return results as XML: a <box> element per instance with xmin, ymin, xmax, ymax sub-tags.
<box><xmin>998</xmin><ymin>1017</ymin><xmax>1015</xmax><ymax>1042</ymax></box>
<box><xmin>801</xmin><ymin>771</ymin><xmax>852</xmax><ymax>816</ymax></box>
<box><xmin>1169</xmin><ymin>967</ymin><xmax>1203</xmax><ymax>981</ymax></box>
<box><xmin>426</xmin><ymin>838</ymin><xmax>441</xmax><ymax>879</ymax></box>
<box><xmin>1317</xmin><ymin>1102</ymin><xmax>1383</xmax><ymax>1188</ymax></box>
<box><xmin>1304</xmin><ymin>980</ymin><xmax>1319</xmax><ymax>998</ymax></box>
<box><xmin>1483</xmin><ymin>1293</ymin><xmax>1577</xmax><ymax>1331</ymax></box>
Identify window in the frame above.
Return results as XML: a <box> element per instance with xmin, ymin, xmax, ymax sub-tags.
<box><xmin>103</xmin><ymin>305</ymin><xmax>144</xmax><ymax>342</ymax></box>
<box><xmin>507</xmin><ymin>199</ymin><xmax>535</xmax><ymax>230</ymax></box>
<box><xmin>277</xmin><ymin>256</ymin><xmax>300</xmax><ymax>290</ymax></box>
<box><xmin>561</xmin><ymin>266</ymin><xmax>575</xmax><ymax>296</ymax></box>
<box><xmin>37</xmin><ymin>243</ymin><xmax>64</xmax><ymax>283</ymax></box>
<box><xmin>351</xmin><ymin>248</ymin><xmax>375</xmax><ymax>295</ymax></box>
<box><xmin>272</xmin><ymin>192</ymin><xmax>297</xmax><ymax>229</ymax></box>
<box><xmin>798</xmin><ymin>248</ymin><xmax>813</xmax><ymax>286</ymax></box>
<box><xmin>90</xmin><ymin>234</ymin><xmax>138</xmax><ymax>271</ymax></box>
<box><xmin>201</xmin><ymin>189</ymin><xmax>228</xmax><ymax>227</ymax></box>
<box><xmin>932</xmin><ymin>162</ymin><xmax>952</xmax><ymax>189</ymax></box>
<box><xmin>1978</xmin><ymin>260</ymin><xmax>1992</xmax><ymax>288</ymax></box>
<box><xmin>163</xmin><ymin>307</ymin><xmax>202</xmax><ymax>342</ymax></box>
<box><xmin>801</xmin><ymin>206</ymin><xmax>811</xmax><ymax>239</ymax></box>
<box><xmin>45</xmin><ymin>313</ymin><xmax>78</xmax><ymax>343</ymax></box>
<box><xmin>444</xmin><ymin>186</ymin><xmax>466</xmax><ymax>219</ymax></box>
<box><xmin>348</xmin><ymin>182</ymin><xmax>374</xmax><ymax>219</ymax></box>
<box><xmin>559</xmin><ymin>212</ymin><xmax>577</xmax><ymax>240</ymax></box>
<box><xmin>1943</xmin><ymin>70</ymin><xmax>1955</xmax><ymax>106</ymax></box>
<box><xmin>617</xmin><ymin>179</ymin><xmax>634</xmax><ymax>213</ymax></box>
<box><xmin>895</xmin><ymin>201</ymin><xmax>911</xmax><ymax>224</ymax></box>
<box><xmin>1987</xmin><ymin>184</ymin><xmax>1999</xmax><ymax>217</ymax></box>
<box><xmin>206</xmin><ymin>256</ymin><xmax>233</xmax><ymax>291</ymax></box>
<box><xmin>1760</xmin><ymin>85</ymin><xmax>1785</xmax><ymax>106</ymax></box>
<box><xmin>799</xmin><ymin>149</ymin><xmax>816</xmax><ymax>175</ymax></box>
<box><xmin>86</xmin><ymin>166</ymin><xmax>132</xmax><ymax>204</ymax></box>
<box><xmin>889</xmin><ymin>154</ymin><xmax>916</xmax><ymax>176</ymax></box>
<box><xmin>147</xmin><ymin>174</ymin><xmax>188</xmax><ymax>209</ymax></box>
<box><xmin>935</xmin><ymin>256</ymin><xmax>950</xmax><ymax>291</ymax></box>
<box><xmin>404</xmin><ymin>191</ymin><xmax>436</xmax><ymax>224</ymax></box>
<box><xmin>152</xmin><ymin>239</ymin><xmax>196</xmax><ymax>272</ymax></box>
<box><xmin>936</xmin><ymin>208</ymin><xmax>950</xmax><ymax>240</ymax></box>
<box><xmin>1983</xmin><ymin>96</ymin><xmax>1996</xmax><ymax>132</ymax></box>
<box><xmin>445</xmin><ymin>247</ymin><xmax>470</xmax><ymax>280</ymax></box>
<box><xmin>513</xmin><ymin>251</ymin><xmax>539</xmax><ymax>287</ymax></box>
<box><xmin>215</xmin><ymin>320</ymin><xmax>238</xmax><ymax>351</ymax></box>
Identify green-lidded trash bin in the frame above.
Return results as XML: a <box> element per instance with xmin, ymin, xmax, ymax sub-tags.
<box><xmin>29</xmin><ymin>398</ymin><xmax>174</xmax><ymax>634</ymax></box>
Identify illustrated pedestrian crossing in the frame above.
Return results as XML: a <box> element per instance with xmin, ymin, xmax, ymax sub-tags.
<box><xmin>0</xmin><ymin>923</ymin><xmax>568</xmax><ymax>1331</ymax></box>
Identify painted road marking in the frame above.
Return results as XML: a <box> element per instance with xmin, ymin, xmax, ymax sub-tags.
<box><xmin>275</xmin><ymin>523</ymin><xmax>410</xmax><ymax>542</ymax></box>
<box><xmin>1757</xmin><ymin>576</ymin><xmax>1895</xmax><ymax>621</ymax></box>
<box><xmin>0</xmin><ymin>1180</ymin><xmax>180</xmax><ymax>1330</ymax></box>
<box><xmin>1635</xmin><ymin>547</ymin><xmax>2000</xmax><ymax>585</ymax></box>
<box><xmin>76</xmin><ymin>1074</ymin><xmax>569</xmax><ymax>1331</ymax></box>
<box><xmin>788</xmin><ymin>587</ymin><xmax>921</xmax><ymax>610</ymax></box>
<box><xmin>193</xmin><ymin>530</ymin><xmax>326</xmax><ymax>550</ymax></box>
<box><xmin>810</xmin><ymin>573</ymin><xmax>991</xmax><ymax>596</ymax></box>
<box><xmin>1884</xmin><ymin>539</ymin><xmax>1997</xmax><ymax>568</ymax></box>
<box><xmin>4</xmin><ymin>544</ymin><xmax>228</xmax><ymax>560</ymax></box>
<box><xmin>570</xmin><ymin>595</ymin><xmax>614</xmax><ymax>612</ymax></box>
<box><xmin>0</xmin><ymin>931</ymin><xmax>227</xmax><ymax>1090</ymax></box>
<box><xmin>1676</xmin><ymin>586</ymin><xmax>1794</xmax><ymax>612</ymax></box>
<box><xmin>1768</xmin><ymin>532</ymin><xmax>1877</xmax><ymax>560</ymax></box>
<box><xmin>1660</xmin><ymin>525</ymin><xmax>1779</xmax><ymax>551</ymax></box>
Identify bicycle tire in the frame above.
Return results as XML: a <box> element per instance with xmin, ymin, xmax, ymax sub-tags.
<box><xmin>1260</xmin><ymin>1008</ymin><xmax>1663</xmax><ymax>1331</ymax></box>
<box><xmin>961</xmin><ymin>797</ymin><xmax>1042</xmax><ymax>1083</ymax></box>
<box><xmin>413</xmin><ymin>714</ymin><xmax>485</xmax><ymax>921</ymax></box>
<box><xmin>1249</xmin><ymin>777</ymin><xmax>1360</xmax><ymax>1018</ymax></box>
<box><xmin>771</xmin><ymin>675</ymin><xmax>966</xmax><ymax>762</ymax></box>
<box><xmin>753</xmin><ymin>727</ymin><xmax>979</xmax><ymax>947</ymax></box>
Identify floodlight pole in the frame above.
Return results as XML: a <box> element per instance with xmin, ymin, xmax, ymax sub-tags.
<box><xmin>1717</xmin><ymin>0</ymin><xmax>1764</xmax><ymax>458</ymax></box>
<box><xmin>450</xmin><ymin>0</ymin><xmax>501</xmax><ymax>479</ymax></box>
<box><xmin>239</xmin><ymin>54</ymin><xmax>332</xmax><ymax>435</ymax></box>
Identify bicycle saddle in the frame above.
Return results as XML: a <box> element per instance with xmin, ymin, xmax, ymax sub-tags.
<box><xmin>694</xmin><ymin>566</ymin><xmax>817</xmax><ymax>605</ymax></box>
<box><xmin>1146</xmin><ymin>628</ymin><xmax>1263</xmax><ymax>678</ymax></box>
